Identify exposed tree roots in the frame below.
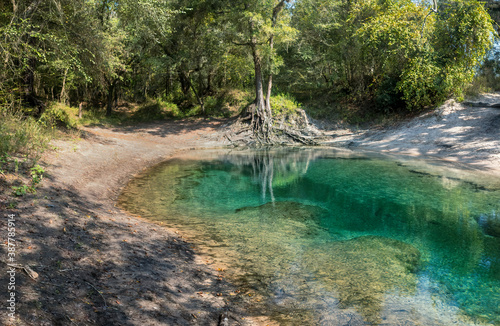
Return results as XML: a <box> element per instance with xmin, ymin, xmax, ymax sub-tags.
<box><xmin>223</xmin><ymin>108</ymin><xmax>325</xmax><ymax>147</ymax></box>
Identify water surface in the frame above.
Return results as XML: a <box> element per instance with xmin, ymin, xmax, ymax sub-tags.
<box><xmin>119</xmin><ymin>148</ymin><xmax>500</xmax><ymax>325</ymax></box>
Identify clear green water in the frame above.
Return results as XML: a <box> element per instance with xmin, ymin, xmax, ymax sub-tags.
<box><xmin>119</xmin><ymin>149</ymin><xmax>500</xmax><ymax>325</ymax></box>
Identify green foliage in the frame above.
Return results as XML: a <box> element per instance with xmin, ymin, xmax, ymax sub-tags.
<box><xmin>270</xmin><ymin>93</ymin><xmax>301</xmax><ymax>116</ymax></box>
<box><xmin>132</xmin><ymin>99</ymin><xmax>181</xmax><ymax>121</ymax></box>
<box><xmin>7</xmin><ymin>161</ymin><xmax>45</xmax><ymax>197</ymax></box>
<box><xmin>361</xmin><ymin>0</ymin><xmax>494</xmax><ymax>110</ymax></box>
<box><xmin>204</xmin><ymin>89</ymin><xmax>254</xmax><ymax>117</ymax></box>
<box><xmin>40</xmin><ymin>103</ymin><xmax>78</xmax><ymax>129</ymax></box>
<box><xmin>12</xmin><ymin>185</ymin><xmax>31</xmax><ymax>196</ymax></box>
<box><xmin>431</xmin><ymin>0</ymin><xmax>494</xmax><ymax>103</ymax></box>
<box><xmin>11</xmin><ymin>165</ymin><xmax>44</xmax><ymax>196</ymax></box>
<box><xmin>77</xmin><ymin>109</ymin><xmax>126</xmax><ymax>126</ymax></box>
<box><xmin>30</xmin><ymin>164</ymin><xmax>45</xmax><ymax>186</ymax></box>
<box><xmin>0</xmin><ymin>0</ymin><xmax>496</xmax><ymax>132</ymax></box>
<box><xmin>397</xmin><ymin>57</ymin><xmax>441</xmax><ymax>110</ymax></box>
<box><xmin>289</xmin><ymin>0</ymin><xmax>495</xmax><ymax>112</ymax></box>
<box><xmin>0</xmin><ymin>110</ymin><xmax>52</xmax><ymax>161</ymax></box>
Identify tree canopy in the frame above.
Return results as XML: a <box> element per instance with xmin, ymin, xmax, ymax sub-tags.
<box><xmin>0</xmin><ymin>0</ymin><xmax>496</xmax><ymax>133</ymax></box>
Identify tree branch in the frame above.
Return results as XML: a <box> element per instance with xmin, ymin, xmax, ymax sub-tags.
<box><xmin>11</xmin><ymin>0</ymin><xmax>17</xmax><ymax>14</ymax></box>
<box><xmin>232</xmin><ymin>40</ymin><xmax>266</xmax><ymax>46</ymax></box>
<box><xmin>421</xmin><ymin>0</ymin><xmax>438</xmax><ymax>38</ymax></box>
<box><xmin>231</xmin><ymin>40</ymin><xmax>253</xmax><ymax>46</ymax></box>
<box><xmin>272</xmin><ymin>0</ymin><xmax>289</xmax><ymax>25</ymax></box>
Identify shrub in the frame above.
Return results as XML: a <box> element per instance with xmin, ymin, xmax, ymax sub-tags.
<box><xmin>39</xmin><ymin>102</ymin><xmax>78</xmax><ymax>129</ymax></box>
<box><xmin>131</xmin><ymin>99</ymin><xmax>180</xmax><ymax>121</ymax></box>
<box><xmin>0</xmin><ymin>109</ymin><xmax>52</xmax><ymax>161</ymax></box>
<box><xmin>355</xmin><ymin>0</ymin><xmax>493</xmax><ymax>111</ymax></box>
<box><xmin>270</xmin><ymin>93</ymin><xmax>301</xmax><ymax>117</ymax></box>
<box><xmin>203</xmin><ymin>89</ymin><xmax>254</xmax><ymax>117</ymax></box>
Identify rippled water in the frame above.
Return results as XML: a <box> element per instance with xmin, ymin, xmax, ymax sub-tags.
<box><xmin>119</xmin><ymin>148</ymin><xmax>500</xmax><ymax>325</ymax></box>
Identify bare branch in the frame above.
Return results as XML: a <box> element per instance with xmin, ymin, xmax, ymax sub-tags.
<box><xmin>421</xmin><ymin>0</ymin><xmax>438</xmax><ymax>39</ymax></box>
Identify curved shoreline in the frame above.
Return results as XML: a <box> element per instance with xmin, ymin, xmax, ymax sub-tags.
<box><xmin>3</xmin><ymin>93</ymin><xmax>500</xmax><ymax>325</ymax></box>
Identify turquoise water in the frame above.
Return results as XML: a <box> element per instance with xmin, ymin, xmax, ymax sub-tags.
<box><xmin>119</xmin><ymin>149</ymin><xmax>500</xmax><ymax>325</ymax></box>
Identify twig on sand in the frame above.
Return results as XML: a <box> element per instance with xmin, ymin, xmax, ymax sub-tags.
<box><xmin>2</xmin><ymin>261</ymin><xmax>39</xmax><ymax>280</ymax></box>
<box><xmin>85</xmin><ymin>281</ymin><xmax>108</xmax><ymax>309</ymax></box>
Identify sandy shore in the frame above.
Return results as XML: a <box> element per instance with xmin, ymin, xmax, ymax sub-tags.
<box><xmin>1</xmin><ymin>93</ymin><xmax>500</xmax><ymax>326</ymax></box>
<box><xmin>324</xmin><ymin>93</ymin><xmax>500</xmax><ymax>177</ymax></box>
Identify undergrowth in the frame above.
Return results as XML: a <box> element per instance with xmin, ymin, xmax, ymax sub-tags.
<box><xmin>0</xmin><ymin>109</ymin><xmax>53</xmax><ymax>162</ymax></box>
<box><xmin>1</xmin><ymin>89</ymin><xmax>253</xmax><ymax>200</ymax></box>
<box><xmin>270</xmin><ymin>93</ymin><xmax>301</xmax><ymax>117</ymax></box>
<box><xmin>0</xmin><ymin>109</ymin><xmax>52</xmax><ymax>199</ymax></box>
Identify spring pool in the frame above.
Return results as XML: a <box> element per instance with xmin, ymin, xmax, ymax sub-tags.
<box><xmin>119</xmin><ymin>148</ymin><xmax>500</xmax><ymax>325</ymax></box>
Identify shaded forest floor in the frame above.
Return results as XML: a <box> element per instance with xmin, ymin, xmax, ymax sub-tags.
<box><xmin>1</xmin><ymin>93</ymin><xmax>500</xmax><ymax>326</ymax></box>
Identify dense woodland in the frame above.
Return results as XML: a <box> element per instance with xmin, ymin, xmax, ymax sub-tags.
<box><xmin>0</xmin><ymin>0</ymin><xmax>497</xmax><ymax>147</ymax></box>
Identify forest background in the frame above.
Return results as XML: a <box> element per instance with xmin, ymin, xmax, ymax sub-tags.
<box><xmin>0</xmin><ymin>0</ymin><xmax>498</xmax><ymax>162</ymax></box>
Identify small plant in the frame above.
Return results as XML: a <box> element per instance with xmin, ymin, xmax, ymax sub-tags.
<box><xmin>30</xmin><ymin>164</ymin><xmax>44</xmax><ymax>186</ymax></box>
<box><xmin>12</xmin><ymin>184</ymin><xmax>30</xmax><ymax>196</ymax></box>
<box><xmin>0</xmin><ymin>154</ymin><xmax>10</xmax><ymax>164</ymax></box>
<box><xmin>10</xmin><ymin>165</ymin><xmax>44</xmax><ymax>196</ymax></box>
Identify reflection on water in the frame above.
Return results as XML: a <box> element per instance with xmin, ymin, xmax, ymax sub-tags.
<box><xmin>118</xmin><ymin>148</ymin><xmax>500</xmax><ymax>325</ymax></box>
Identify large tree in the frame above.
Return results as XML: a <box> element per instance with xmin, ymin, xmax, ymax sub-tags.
<box><xmin>229</xmin><ymin>0</ymin><xmax>296</xmax><ymax>141</ymax></box>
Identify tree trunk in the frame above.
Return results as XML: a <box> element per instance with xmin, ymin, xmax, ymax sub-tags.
<box><xmin>178</xmin><ymin>70</ymin><xmax>191</xmax><ymax>96</ymax></box>
<box><xmin>265</xmin><ymin>0</ymin><xmax>287</xmax><ymax>115</ymax></box>
<box><xmin>250</xmin><ymin>42</ymin><xmax>271</xmax><ymax>140</ymax></box>
<box><xmin>265</xmin><ymin>33</ymin><xmax>274</xmax><ymax>117</ymax></box>
<box><xmin>23</xmin><ymin>57</ymin><xmax>45</xmax><ymax>116</ymax></box>
<box><xmin>165</xmin><ymin>68</ymin><xmax>171</xmax><ymax>97</ymax></box>
<box><xmin>106</xmin><ymin>79</ymin><xmax>116</xmax><ymax>116</ymax></box>
<box><xmin>252</xmin><ymin>47</ymin><xmax>265</xmax><ymax>113</ymax></box>
<box><xmin>23</xmin><ymin>58</ymin><xmax>35</xmax><ymax>98</ymax></box>
<box><xmin>189</xmin><ymin>77</ymin><xmax>205</xmax><ymax>115</ymax></box>
<box><xmin>11</xmin><ymin>0</ymin><xmax>17</xmax><ymax>13</ymax></box>
<box><xmin>114</xmin><ymin>84</ymin><xmax>118</xmax><ymax>107</ymax></box>
<box><xmin>60</xmin><ymin>68</ymin><xmax>68</xmax><ymax>104</ymax></box>
<box><xmin>78</xmin><ymin>102</ymin><xmax>83</xmax><ymax>119</ymax></box>
<box><xmin>206</xmin><ymin>70</ymin><xmax>214</xmax><ymax>95</ymax></box>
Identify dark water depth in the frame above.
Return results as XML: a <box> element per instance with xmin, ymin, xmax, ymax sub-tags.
<box><xmin>119</xmin><ymin>149</ymin><xmax>500</xmax><ymax>325</ymax></box>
